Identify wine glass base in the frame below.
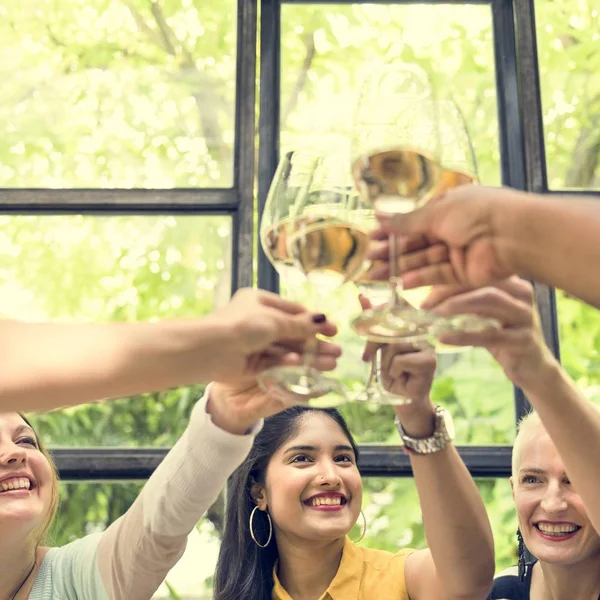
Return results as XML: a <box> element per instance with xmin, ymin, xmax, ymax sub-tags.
<box><xmin>258</xmin><ymin>366</ymin><xmax>347</xmax><ymax>407</ymax></box>
<box><xmin>432</xmin><ymin>314</ymin><xmax>501</xmax><ymax>335</ymax></box>
<box><xmin>352</xmin><ymin>308</ymin><xmax>432</xmax><ymax>345</ymax></box>
<box><xmin>352</xmin><ymin>389</ymin><xmax>413</xmax><ymax>406</ymax></box>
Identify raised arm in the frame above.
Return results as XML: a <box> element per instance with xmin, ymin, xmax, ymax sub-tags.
<box><xmin>368</xmin><ymin>186</ymin><xmax>600</xmax><ymax>310</ymax></box>
<box><xmin>424</xmin><ymin>276</ymin><xmax>600</xmax><ymax>534</ymax></box>
<box><xmin>360</xmin><ymin>298</ymin><xmax>494</xmax><ymax>600</ymax></box>
<box><xmin>1</xmin><ymin>288</ymin><xmax>335</xmax><ymax>412</ymax></box>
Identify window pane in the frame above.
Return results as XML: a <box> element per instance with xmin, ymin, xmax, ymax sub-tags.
<box><xmin>556</xmin><ymin>290</ymin><xmax>600</xmax><ymax>403</ymax></box>
<box><xmin>360</xmin><ymin>477</ymin><xmax>517</xmax><ymax>572</ymax></box>
<box><xmin>280</xmin><ymin>3</ymin><xmax>501</xmax><ymax>186</ymax></box>
<box><xmin>51</xmin><ymin>481</ymin><xmax>220</xmax><ymax>599</ymax></box>
<box><xmin>3</xmin><ymin>214</ymin><xmax>232</xmax><ymax>446</ymax></box>
<box><xmin>0</xmin><ymin>1</ymin><xmax>236</xmax><ymax>188</ymax></box>
<box><xmin>536</xmin><ymin>0</ymin><xmax>600</xmax><ymax>189</ymax></box>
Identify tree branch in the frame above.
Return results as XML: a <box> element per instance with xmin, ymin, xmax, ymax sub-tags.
<box><xmin>281</xmin><ymin>32</ymin><xmax>316</xmax><ymax>127</ymax></box>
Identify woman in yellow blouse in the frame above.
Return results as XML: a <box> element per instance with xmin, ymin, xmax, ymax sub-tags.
<box><xmin>212</xmin><ymin>297</ymin><xmax>495</xmax><ymax>600</ymax></box>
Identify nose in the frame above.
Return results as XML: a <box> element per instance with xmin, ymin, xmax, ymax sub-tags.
<box><xmin>317</xmin><ymin>460</ymin><xmax>342</xmax><ymax>489</ymax></box>
<box><xmin>0</xmin><ymin>445</ymin><xmax>27</xmax><ymax>466</ymax></box>
<box><xmin>540</xmin><ymin>481</ymin><xmax>568</xmax><ymax>514</ymax></box>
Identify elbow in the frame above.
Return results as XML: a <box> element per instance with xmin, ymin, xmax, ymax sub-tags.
<box><xmin>447</xmin><ymin>561</ymin><xmax>495</xmax><ymax>600</ymax></box>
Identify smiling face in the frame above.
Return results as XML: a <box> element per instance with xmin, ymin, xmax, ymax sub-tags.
<box><xmin>512</xmin><ymin>422</ymin><xmax>600</xmax><ymax>566</ymax></box>
<box><xmin>0</xmin><ymin>413</ymin><xmax>56</xmax><ymax>540</ymax></box>
<box><xmin>255</xmin><ymin>412</ymin><xmax>362</xmax><ymax>545</ymax></box>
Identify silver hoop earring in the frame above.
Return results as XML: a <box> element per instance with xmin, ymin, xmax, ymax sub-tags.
<box><xmin>249</xmin><ymin>505</ymin><xmax>273</xmax><ymax>548</ymax></box>
<box><xmin>352</xmin><ymin>509</ymin><xmax>367</xmax><ymax>543</ymax></box>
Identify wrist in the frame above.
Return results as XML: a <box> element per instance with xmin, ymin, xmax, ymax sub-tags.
<box><xmin>506</xmin><ymin>339</ymin><xmax>558</xmax><ymax>391</ymax></box>
<box><xmin>494</xmin><ymin>190</ymin><xmax>545</xmax><ymax>277</ymax></box>
<box><xmin>394</xmin><ymin>400</ymin><xmax>437</xmax><ymax>438</ymax></box>
<box><xmin>514</xmin><ymin>352</ymin><xmax>563</xmax><ymax>399</ymax></box>
<box><xmin>206</xmin><ymin>384</ymin><xmax>257</xmax><ymax>436</ymax></box>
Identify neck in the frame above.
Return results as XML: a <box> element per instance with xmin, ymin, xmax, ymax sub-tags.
<box><xmin>534</xmin><ymin>557</ymin><xmax>600</xmax><ymax>600</ymax></box>
<box><xmin>0</xmin><ymin>540</ymin><xmax>37</xmax><ymax>600</ymax></box>
<box><xmin>276</xmin><ymin>535</ymin><xmax>345</xmax><ymax>600</ymax></box>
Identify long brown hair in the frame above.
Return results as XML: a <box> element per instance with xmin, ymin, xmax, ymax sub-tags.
<box><xmin>18</xmin><ymin>413</ymin><xmax>60</xmax><ymax>545</ymax></box>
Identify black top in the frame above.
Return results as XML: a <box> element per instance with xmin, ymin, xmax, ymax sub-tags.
<box><xmin>487</xmin><ymin>563</ymin><xmax>533</xmax><ymax>600</ymax></box>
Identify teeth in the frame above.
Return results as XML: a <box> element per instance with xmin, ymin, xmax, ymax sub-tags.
<box><xmin>537</xmin><ymin>523</ymin><xmax>578</xmax><ymax>535</ymax></box>
<box><xmin>309</xmin><ymin>496</ymin><xmax>343</xmax><ymax>506</ymax></box>
<box><xmin>0</xmin><ymin>477</ymin><xmax>31</xmax><ymax>493</ymax></box>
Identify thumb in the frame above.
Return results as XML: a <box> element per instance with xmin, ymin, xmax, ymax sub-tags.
<box><xmin>375</xmin><ymin>199</ymin><xmax>438</xmax><ymax>236</ymax></box>
<box><xmin>358</xmin><ymin>294</ymin><xmax>372</xmax><ymax>311</ymax></box>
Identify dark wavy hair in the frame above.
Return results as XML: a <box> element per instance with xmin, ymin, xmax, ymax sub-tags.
<box><xmin>213</xmin><ymin>405</ymin><xmax>359</xmax><ymax>600</ymax></box>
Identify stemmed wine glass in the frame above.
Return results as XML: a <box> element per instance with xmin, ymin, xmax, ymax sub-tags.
<box><xmin>427</xmin><ymin>97</ymin><xmax>500</xmax><ymax>340</ymax></box>
<box><xmin>258</xmin><ymin>150</ymin><xmax>348</xmax><ymax>407</ymax></box>
<box><xmin>349</xmin><ymin>64</ymin><xmax>443</xmax><ymax>344</ymax></box>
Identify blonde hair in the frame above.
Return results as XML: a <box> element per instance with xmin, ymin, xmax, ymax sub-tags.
<box><xmin>513</xmin><ymin>404</ymin><xmax>600</xmax><ymax>477</ymax></box>
<box><xmin>18</xmin><ymin>414</ymin><xmax>60</xmax><ymax>546</ymax></box>
<box><xmin>512</xmin><ymin>411</ymin><xmax>543</xmax><ymax>477</ymax></box>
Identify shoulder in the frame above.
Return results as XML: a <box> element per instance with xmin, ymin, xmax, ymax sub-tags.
<box><xmin>359</xmin><ymin>545</ymin><xmax>416</xmax><ymax>571</ymax></box>
<box><xmin>354</xmin><ymin>545</ymin><xmax>415</xmax><ymax>599</ymax></box>
<box><xmin>32</xmin><ymin>534</ymin><xmax>109</xmax><ymax>600</ymax></box>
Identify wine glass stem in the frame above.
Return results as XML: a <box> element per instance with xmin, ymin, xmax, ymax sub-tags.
<box><xmin>301</xmin><ymin>284</ymin><xmax>326</xmax><ymax>382</ymax></box>
<box><xmin>364</xmin><ymin>352</ymin><xmax>380</xmax><ymax>395</ymax></box>
<box><xmin>386</xmin><ymin>233</ymin><xmax>404</xmax><ymax>312</ymax></box>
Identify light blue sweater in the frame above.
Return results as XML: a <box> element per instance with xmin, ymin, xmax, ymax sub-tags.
<box><xmin>29</xmin><ymin>534</ymin><xmax>108</xmax><ymax>599</ymax></box>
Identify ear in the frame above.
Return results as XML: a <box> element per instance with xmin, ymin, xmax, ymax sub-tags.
<box><xmin>509</xmin><ymin>476</ymin><xmax>515</xmax><ymax>500</ymax></box>
<box><xmin>250</xmin><ymin>480</ymin><xmax>268</xmax><ymax>511</ymax></box>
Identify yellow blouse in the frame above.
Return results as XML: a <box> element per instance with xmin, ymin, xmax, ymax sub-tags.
<box><xmin>272</xmin><ymin>536</ymin><xmax>415</xmax><ymax>600</ymax></box>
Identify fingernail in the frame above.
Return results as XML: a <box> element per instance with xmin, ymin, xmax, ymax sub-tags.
<box><xmin>312</xmin><ymin>314</ymin><xmax>327</xmax><ymax>324</ymax></box>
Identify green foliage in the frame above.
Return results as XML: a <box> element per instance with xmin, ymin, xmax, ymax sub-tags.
<box><xmin>1</xmin><ymin>0</ymin><xmax>599</xmax><ymax>596</ymax></box>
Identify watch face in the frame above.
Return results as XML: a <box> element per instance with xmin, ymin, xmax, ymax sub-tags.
<box><xmin>441</xmin><ymin>410</ymin><xmax>456</xmax><ymax>440</ymax></box>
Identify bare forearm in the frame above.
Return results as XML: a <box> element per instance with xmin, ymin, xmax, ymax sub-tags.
<box><xmin>0</xmin><ymin>318</ymin><xmax>228</xmax><ymax>412</ymax></box>
<box><xmin>399</xmin><ymin>408</ymin><xmax>494</xmax><ymax>598</ymax></box>
<box><xmin>520</xmin><ymin>362</ymin><xmax>600</xmax><ymax>533</ymax></box>
<box><xmin>499</xmin><ymin>193</ymin><xmax>600</xmax><ymax>309</ymax></box>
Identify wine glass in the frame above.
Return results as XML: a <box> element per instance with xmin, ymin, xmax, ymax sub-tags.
<box><xmin>350</xmin><ymin>64</ymin><xmax>444</xmax><ymax>344</ymax></box>
<box><xmin>426</xmin><ymin>98</ymin><xmax>501</xmax><ymax>341</ymax></box>
<box><xmin>258</xmin><ymin>150</ymin><xmax>347</xmax><ymax>406</ymax></box>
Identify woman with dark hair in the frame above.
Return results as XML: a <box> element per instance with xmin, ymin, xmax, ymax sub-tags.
<box><xmin>212</xmin><ymin>309</ymin><xmax>495</xmax><ymax>600</ymax></box>
<box><xmin>422</xmin><ymin>276</ymin><xmax>600</xmax><ymax>599</ymax></box>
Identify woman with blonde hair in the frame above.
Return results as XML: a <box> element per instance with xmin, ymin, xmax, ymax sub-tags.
<box><xmin>424</xmin><ymin>276</ymin><xmax>600</xmax><ymax>599</ymax></box>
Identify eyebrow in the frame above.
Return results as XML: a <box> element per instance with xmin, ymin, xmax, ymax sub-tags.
<box><xmin>14</xmin><ymin>425</ymin><xmax>37</xmax><ymax>439</ymax></box>
<box><xmin>284</xmin><ymin>444</ymin><xmax>355</xmax><ymax>454</ymax></box>
<box><xmin>519</xmin><ymin>468</ymin><xmax>546</xmax><ymax>475</ymax></box>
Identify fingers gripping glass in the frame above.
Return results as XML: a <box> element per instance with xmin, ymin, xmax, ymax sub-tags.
<box><xmin>258</xmin><ymin>151</ymin><xmax>347</xmax><ymax>406</ymax></box>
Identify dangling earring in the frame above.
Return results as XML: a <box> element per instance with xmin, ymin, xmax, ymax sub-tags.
<box><xmin>516</xmin><ymin>528</ymin><xmax>526</xmax><ymax>581</ymax></box>
<box><xmin>249</xmin><ymin>505</ymin><xmax>273</xmax><ymax>548</ymax></box>
<box><xmin>352</xmin><ymin>510</ymin><xmax>367</xmax><ymax>543</ymax></box>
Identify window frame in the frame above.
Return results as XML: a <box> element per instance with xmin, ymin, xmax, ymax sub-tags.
<box><xmin>20</xmin><ymin>0</ymin><xmax>570</xmax><ymax>485</ymax></box>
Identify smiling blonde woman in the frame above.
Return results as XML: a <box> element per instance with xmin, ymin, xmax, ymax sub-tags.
<box><xmin>422</xmin><ymin>276</ymin><xmax>600</xmax><ymax>600</ymax></box>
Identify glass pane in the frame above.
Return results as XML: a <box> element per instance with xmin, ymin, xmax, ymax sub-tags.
<box><xmin>280</xmin><ymin>3</ymin><xmax>501</xmax><ymax>186</ymax></box>
<box><xmin>360</xmin><ymin>477</ymin><xmax>517</xmax><ymax>572</ymax></box>
<box><xmin>0</xmin><ymin>1</ymin><xmax>237</xmax><ymax>188</ymax></box>
<box><xmin>536</xmin><ymin>0</ymin><xmax>600</xmax><ymax>189</ymax></box>
<box><xmin>277</xmin><ymin>285</ymin><xmax>515</xmax><ymax>446</ymax></box>
<box><xmin>556</xmin><ymin>290</ymin><xmax>600</xmax><ymax>403</ymax></box>
<box><xmin>3</xmin><ymin>215</ymin><xmax>232</xmax><ymax>446</ymax></box>
<box><xmin>51</xmin><ymin>481</ymin><xmax>220</xmax><ymax>599</ymax></box>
